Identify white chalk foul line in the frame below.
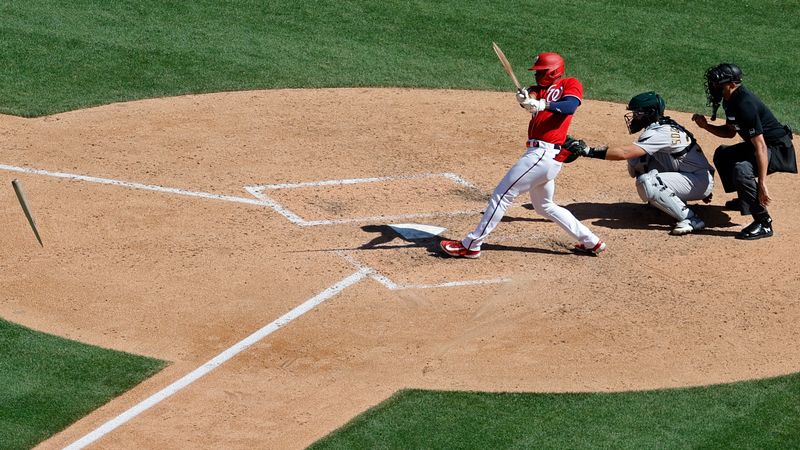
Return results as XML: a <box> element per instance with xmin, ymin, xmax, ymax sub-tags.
<box><xmin>0</xmin><ymin>164</ymin><xmax>269</xmax><ymax>207</ymax></box>
<box><xmin>338</xmin><ymin>252</ymin><xmax>509</xmax><ymax>290</ymax></box>
<box><xmin>64</xmin><ymin>268</ymin><xmax>371</xmax><ymax>450</ymax></box>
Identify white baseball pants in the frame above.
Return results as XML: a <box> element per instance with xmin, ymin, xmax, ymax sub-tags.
<box><xmin>462</xmin><ymin>143</ymin><xmax>601</xmax><ymax>251</ymax></box>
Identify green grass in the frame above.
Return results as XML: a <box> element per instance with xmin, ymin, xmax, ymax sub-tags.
<box><xmin>1</xmin><ymin>0</ymin><xmax>798</xmax><ymax>128</ymax></box>
<box><xmin>2</xmin><ymin>0</ymin><xmax>799</xmax><ymax>447</ymax></box>
<box><xmin>0</xmin><ymin>318</ymin><xmax>166</xmax><ymax>449</ymax></box>
<box><xmin>311</xmin><ymin>374</ymin><xmax>800</xmax><ymax>449</ymax></box>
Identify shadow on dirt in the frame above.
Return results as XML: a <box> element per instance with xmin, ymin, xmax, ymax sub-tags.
<box><xmin>477</xmin><ymin>243</ymin><xmax>572</xmax><ymax>256</ymax></box>
<box><xmin>360</xmin><ymin>224</ymin><xmax>403</xmax><ymax>249</ymax></box>
<box><xmin>353</xmin><ymin>200</ymin><xmax>740</xmax><ymax>258</ymax></box>
<box><xmin>360</xmin><ymin>225</ymin><xmax>576</xmax><ymax>257</ymax></box>
<box><xmin>359</xmin><ymin>225</ymin><xmax>455</xmax><ymax>258</ymax></box>
<box><xmin>515</xmin><ymin>201</ymin><xmax>740</xmax><ymax>237</ymax></box>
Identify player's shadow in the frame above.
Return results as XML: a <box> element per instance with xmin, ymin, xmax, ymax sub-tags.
<box><xmin>359</xmin><ymin>225</ymin><xmax>440</xmax><ymax>252</ymax></box>
<box><xmin>515</xmin><ymin>201</ymin><xmax>739</xmax><ymax>237</ymax></box>
<box><xmin>427</xmin><ymin>240</ymin><xmax>571</xmax><ymax>258</ymax></box>
<box><xmin>360</xmin><ymin>225</ymin><xmax>571</xmax><ymax>257</ymax></box>
<box><xmin>475</xmin><ymin>243</ymin><xmax>572</xmax><ymax>256</ymax></box>
<box><xmin>360</xmin><ymin>225</ymin><xmax>402</xmax><ymax>248</ymax></box>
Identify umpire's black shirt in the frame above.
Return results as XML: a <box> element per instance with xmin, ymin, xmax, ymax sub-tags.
<box><xmin>722</xmin><ymin>85</ymin><xmax>786</xmax><ymax>144</ymax></box>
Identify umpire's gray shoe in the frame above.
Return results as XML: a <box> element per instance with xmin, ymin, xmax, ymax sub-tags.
<box><xmin>671</xmin><ymin>216</ymin><xmax>705</xmax><ymax>235</ymax></box>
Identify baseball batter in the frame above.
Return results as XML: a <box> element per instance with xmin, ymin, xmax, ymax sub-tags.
<box><xmin>576</xmin><ymin>92</ymin><xmax>714</xmax><ymax>235</ymax></box>
<box><xmin>440</xmin><ymin>52</ymin><xmax>605</xmax><ymax>259</ymax></box>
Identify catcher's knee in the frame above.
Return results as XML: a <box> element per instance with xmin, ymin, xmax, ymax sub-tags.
<box><xmin>635</xmin><ymin>169</ymin><xmax>659</xmax><ymax>203</ymax></box>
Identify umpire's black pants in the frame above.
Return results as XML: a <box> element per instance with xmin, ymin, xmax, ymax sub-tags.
<box><xmin>713</xmin><ymin>132</ymin><xmax>795</xmax><ymax>216</ymax></box>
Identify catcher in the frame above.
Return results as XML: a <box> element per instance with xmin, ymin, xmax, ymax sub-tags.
<box><xmin>573</xmin><ymin>91</ymin><xmax>714</xmax><ymax>235</ymax></box>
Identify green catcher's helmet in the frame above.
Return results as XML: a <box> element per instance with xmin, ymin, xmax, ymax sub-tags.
<box><xmin>625</xmin><ymin>91</ymin><xmax>665</xmax><ymax>134</ymax></box>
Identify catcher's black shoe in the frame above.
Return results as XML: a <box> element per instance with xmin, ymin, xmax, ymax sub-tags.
<box><xmin>735</xmin><ymin>217</ymin><xmax>773</xmax><ymax>240</ymax></box>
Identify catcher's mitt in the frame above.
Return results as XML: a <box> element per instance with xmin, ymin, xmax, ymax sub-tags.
<box><xmin>562</xmin><ymin>136</ymin><xmax>588</xmax><ymax>163</ymax></box>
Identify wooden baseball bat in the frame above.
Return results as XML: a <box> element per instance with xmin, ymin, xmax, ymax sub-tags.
<box><xmin>492</xmin><ymin>42</ymin><xmax>522</xmax><ymax>91</ymax></box>
<box><xmin>12</xmin><ymin>179</ymin><xmax>43</xmax><ymax>247</ymax></box>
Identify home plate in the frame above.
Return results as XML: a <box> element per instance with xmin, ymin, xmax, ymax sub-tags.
<box><xmin>388</xmin><ymin>223</ymin><xmax>447</xmax><ymax>241</ymax></box>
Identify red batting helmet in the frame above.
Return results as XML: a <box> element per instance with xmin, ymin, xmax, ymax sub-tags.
<box><xmin>529</xmin><ymin>52</ymin><xmax>565</xmax><ymax>86</ymax></box>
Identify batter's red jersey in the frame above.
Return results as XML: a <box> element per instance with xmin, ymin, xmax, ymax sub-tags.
<box><xmin>526</xmin><ymin>77</ymin><xmax>583</xmax><ymax>146</ymax></box>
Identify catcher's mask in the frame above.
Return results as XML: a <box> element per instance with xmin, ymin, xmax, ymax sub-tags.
<box><xmin>705</xmin><ymin>63</ymin><xmax>742</xmax><ymax>120</ymax></box>
<box><xmin>529</xmin><ymin>52</ymin><xmax>565</xmax><ymax>86</ymax></box>
<box><xmin>625</xmin><ymin>91</ymin><xmax>665</xmax><ymax>134</ymax></box>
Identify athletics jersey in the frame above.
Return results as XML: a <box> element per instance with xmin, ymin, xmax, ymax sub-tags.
<box><xmin>526</xmin><ymin>77</ymin><xmax>583</xmax><ymax>145</ymax></box>
<box><xmin>633</xmin><ymin>120</ymin><xmax>713</xmax><ymax>174</ymax></box>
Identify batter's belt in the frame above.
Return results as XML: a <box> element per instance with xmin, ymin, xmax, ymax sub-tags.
<box><xmin>526</xmin><ymin>139</ymin><xmax>573</xmax><ymax>163</ymax></box>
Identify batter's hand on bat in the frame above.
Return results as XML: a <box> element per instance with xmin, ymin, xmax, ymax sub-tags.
<box><xmin>521</xmin><ymin>98</ymin><xmax>546</xmax><ymax>113</ymax></box>
<box><xmin>516</xmin><ymin>88</ymin><xmax>530</xmax><ymax>104</ymax></box>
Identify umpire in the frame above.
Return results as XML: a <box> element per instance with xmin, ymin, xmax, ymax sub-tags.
<box><xmin>692</xmin><ymin>63</ymin><xmax>796</xmax><ymax>240</ymax></box>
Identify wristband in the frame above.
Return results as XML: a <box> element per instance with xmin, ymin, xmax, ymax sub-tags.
<box><xmin>588</xmin><ymin>147</ymin><xmax>607</xmax><ymax>159</ymax></box>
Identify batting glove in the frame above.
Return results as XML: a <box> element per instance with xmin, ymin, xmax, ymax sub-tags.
<box><xmin>515</xmin><ymin>88</ymin><xmax>530</xmax><ymax>104</ymax></box>
<box><xmin>522</xmin><ymin>98</ymin><xmax>547</xmax><ymax>113</ymax></box>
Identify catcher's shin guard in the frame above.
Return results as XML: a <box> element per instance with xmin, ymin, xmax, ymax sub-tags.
<box><xmin>635</xmin><ymin>170</ymin><xmax>690</xmax><ymax>221</ymax></box>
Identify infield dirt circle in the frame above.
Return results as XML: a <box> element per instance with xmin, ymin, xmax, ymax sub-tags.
<box><xmin>1</xmin><ymin>88</ymin><xmax>798</xmax><ymax>449</ymax></box>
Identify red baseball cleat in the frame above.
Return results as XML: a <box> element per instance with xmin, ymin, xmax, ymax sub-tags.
<box><xmin>439</xmin><ymin>240</ymin><xmax>481</xmax><ymax>259</ymax></box>
<box><xmin>573</xmin><ymin>240</ymin><xmax>606</xmax><ymax>256</ymax></box>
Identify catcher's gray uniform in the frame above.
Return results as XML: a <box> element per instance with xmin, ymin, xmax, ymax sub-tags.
<box><xmin>628</xmin><ymin>118</ymin><xmax>714</xmax><ymax>230</ymax></box>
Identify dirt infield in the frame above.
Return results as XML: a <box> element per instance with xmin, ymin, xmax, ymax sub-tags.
<box><xmin>1</xmin><ymin>88</ymin><xmax>798</xmax><ymax>449</ymax></box>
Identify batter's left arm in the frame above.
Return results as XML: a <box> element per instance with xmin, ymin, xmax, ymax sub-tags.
<box><xmin>546</xmin><ymin>96</ymin><xmax>580</xmax><ymax>115</ymax></box>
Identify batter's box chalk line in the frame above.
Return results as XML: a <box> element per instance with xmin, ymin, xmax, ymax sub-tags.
<box><xmin>245</xmin><ymin>172</ymin><xmax>482</xmax><ymax>227</ymax></box>
<box><xmin>0</xmin><ymin>165</ymin><xmax>483</xmax><ymax>227</ymax></box>
<box><xmin>337</xmin><ymin>251</ymin><xmax>510</xmax><ymax>290</ymax></box>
